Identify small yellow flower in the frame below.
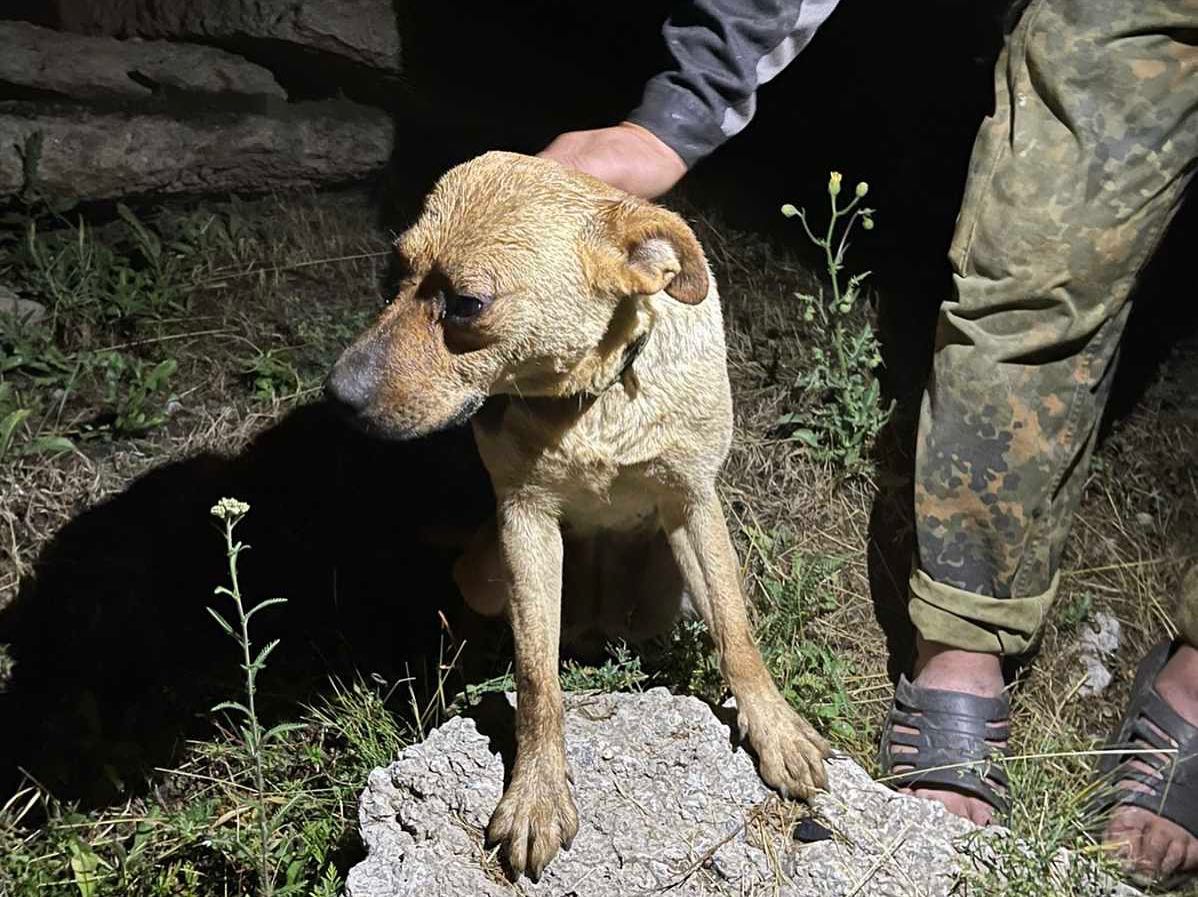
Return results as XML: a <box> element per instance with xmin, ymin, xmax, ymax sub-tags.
<box><xmin>828</xmin><ymin>171</ymin><xmax>843</xmax><ymax>197</ymax></box>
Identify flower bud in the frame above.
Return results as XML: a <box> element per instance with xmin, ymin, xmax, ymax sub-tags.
<box><xmin>828</xmin><ymin>171</ymin><xmax>842</xmax><ymax>197</ymax></box>
<box><xmin>862</xmin><ymin>217</ymin><xmax>875</xmax><ymax>231</ymax></box>
<box><xmin>781</xmin><ymin>203</ymin><xmax>799</xmax><ymax>218</ymax></box>
<box><xmin>855</xmin><ymin>181</ymin><xmax>869</xmax><ymax>198</ymax></box>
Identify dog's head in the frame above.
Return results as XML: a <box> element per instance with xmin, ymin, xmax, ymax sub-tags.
<box><xmin>326</xmin><ymin>151</ymin><xmax>709</xmax><ymax>440</ymax></box>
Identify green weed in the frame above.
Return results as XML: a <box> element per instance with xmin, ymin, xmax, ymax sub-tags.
<box><xmin>742</xmin><ymin>526</ymin><xmax>860</xmax><ymax>741</ymax></box>
<box><xmin>92</xmin><ymin>353</ymin><xmax>178</xmax><ymax>436</ymax></box>
<box><xmin>560</xmin><ymin>642</ymin><xmax>650</xmax><ymax>693</ymax></box>
<box><xmin>778</xmin><ymin>173</ymin><xmax>893</xmax><ymax>475</ymax></box>
<box><xmin>0</xmin><ymin>206</ymin><xmax>198</xmax><ymax>455</ymax></box>
<box><xmin>956</xmin><ymin>738</ymin><xmax>1124</xmax><ymax>896</ymax></box>
<box><xmin>456</xmin><ymin>641</ymin><xmax>651</xmax><ymax>711</ymax></box>
<box><xmin>654</xmin><ymin>618</ymin><xmax>725</xmax><ymax>703</ymax></box>
<box><xmin>206</xmin><ymin>498</ymin><xmax>297</xmax><ymax>896</ymax></box>
<box><xmin>1058</xmin><ymin>592</ymin><xmax>1095</xmax><ymax>635</ymax></box>
<box><xmin>239</xmin><ymin>348</ymin><xmax>305</xmax><ymax>402</ymax></box>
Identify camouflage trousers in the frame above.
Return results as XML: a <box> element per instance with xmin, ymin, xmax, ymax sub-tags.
<box><xmin>907</xmin><ymin>0</ymin><xmax>1198</xmax><ymax>655</ymax></box>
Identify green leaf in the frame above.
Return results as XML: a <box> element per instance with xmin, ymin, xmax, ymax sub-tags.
<box><xmin>0</xmin><ymin>408</ymin><xmax>31</xmax><ymax>457</ymax></box>
<box><xmin>251</xmin><ymin>638</ymin><xmax>280</xmax><ymax>671</ymax></box>
<box><xmin>263</xmin><ymin>721</ymin><xmax>306</xmax><ymax>743</ymax></box>
<box><xmin>268</xmin><ymin>791</ymin><xmax>306</xmax><ymax>828</ymax></box>
<box><xmin>146</xmin><ymin>357</ymin><xmax>177</xmax><ymax>389</ymax></box>
<box><xmin>244</xmin><ymin>596</ymin><xmax>288</xmax><ymax>621</ymax></box>
<box><xmin>68</xmin><ymin>839</ymin><xmax>102</xmax><ymax>897</ymax></box>
<box><xmin>205</xmin><ymin>605</ymin><xmax>235</xmax><ymax>637</ymax></box>
<box><xmin>23</xmin><ymin>434</ymin><xmax>74</xmax><ymax>456</ymax></box>
<box><xmin>790</xmin><ymin>428</ymin><xmax>822</xmax><ymax>448</ymax></box>
<box><xmin>211</xmin><ymin>700</ymin><xmax>251</xmax><ymax>717</ymax></box>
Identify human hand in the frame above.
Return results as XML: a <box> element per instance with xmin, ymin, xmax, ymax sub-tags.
<box><xmin>538</xmin><ymin>121</ymin><xmax>687</xmax><ymax>199</ymax></box>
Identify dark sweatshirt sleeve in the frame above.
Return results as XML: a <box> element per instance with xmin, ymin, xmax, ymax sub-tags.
<box><xmin>627</xmin><ymin>0</ymin><xmax>842</xmax><ymax>168</ymax></box>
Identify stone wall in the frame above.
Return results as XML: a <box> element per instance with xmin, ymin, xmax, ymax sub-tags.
<box><xmin>0</xmin><ymin>2</ymin><xmax>401</xmax><ymax>202</ymax></box>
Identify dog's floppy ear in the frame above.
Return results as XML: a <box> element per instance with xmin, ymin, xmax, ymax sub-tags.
<box><xmin>591</xmin><ymin>199</ymin><xmax>709</xmax><ymax>304</ymax></box>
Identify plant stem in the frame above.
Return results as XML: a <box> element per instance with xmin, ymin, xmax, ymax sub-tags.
<box><xmin>822</xmin><ymin>196</ymin><xmax>852</xmax><ymax>381</ymax></box>
<box><xmin>224</xmin><ymin>520</ymin><xmax>273</xmax><ymax>897</ymax></box>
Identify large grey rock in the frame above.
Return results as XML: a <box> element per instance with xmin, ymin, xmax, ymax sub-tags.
<box><xmin>0</xmin><ymin>21</ymin><xmax>285</xmax><ymax>103</ymax></box>
<box><xmin>348</xmin><ymin>689</ymin><xmax>1140</xmax><ymax>897</ymax></box>
<box><xmin>0</xmin><ymin>101</ymin><xmax>392</xmax><ymax>200</ymax></box>
<box><xmin>50</xmin><ymin>0</ymin><xmax>401</xmax><ymax>75</ymax></box>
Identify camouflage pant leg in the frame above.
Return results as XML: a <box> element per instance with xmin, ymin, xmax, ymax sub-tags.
<box><xmin>907</xmin><ymin>0</ymin><xmax>1198</xmax><ymax>655</ymax></box>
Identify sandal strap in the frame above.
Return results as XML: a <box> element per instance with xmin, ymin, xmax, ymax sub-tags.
<box><xmin>880</xmin><ymin>675</ymin><xmax>1011</xmax><ymax>815</ymax></box>
<box><xmin>1093</xmin><ymin>640</ymin><xmax>1198</xmax><ymax>838</ymax></box>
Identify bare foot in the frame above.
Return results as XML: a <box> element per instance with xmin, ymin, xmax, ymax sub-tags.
<box><xmin>1103</xmin><ymin>643</ymin><xmax>1198</xmax><ymax>885</ymax></box>
<box><xmin>890</xmin><ymin>638</ymin><xmax>1007</xmax><ymax>826</ymax></box>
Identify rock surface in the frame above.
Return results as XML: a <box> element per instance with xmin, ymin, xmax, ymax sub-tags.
<box><xmin>0</xmin><ymin>101</ymin><xmax>392</xmax><ymax>199</ymax></box>
<box><xmin>0</xmin><ymin>20</ymin><xmax>285</xmax><ymax>103</ymax></box>
<box><xmin>348</xmin><ymin>689</ymin><xmax>1140</xmax><ymax>897</ymax></box>
<box><xmin>0</xmin><ymin>286</ymin><xmax>45</xmax><ymax>327</ymax></box>
<box><xmin>1077</xmin><ymin>612</ymin><xmax>1122</xmax><ymax>698</ymax></box>
<box><xmin>48</xmin><ymin>0</ymin><xmax>401</xmax><ymax>75</ymax></box>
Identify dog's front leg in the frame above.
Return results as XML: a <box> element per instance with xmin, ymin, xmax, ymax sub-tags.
<box><xmin>663</xmin><ymin>493</ymin><xmax>830</xmax><ymax>799</ymax></box>
<box><xmin>485</xmin><ymin>498</ymin><xmax>578</xmax><ymax>880</ymax></box>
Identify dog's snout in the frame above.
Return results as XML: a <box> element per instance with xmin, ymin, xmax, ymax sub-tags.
<box><xmin>326</xmin><ymin>346</ymin><xmax>382</xmax><ymax>413</ymax></box>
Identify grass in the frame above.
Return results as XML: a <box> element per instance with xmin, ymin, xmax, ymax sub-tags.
<box><xmin>0</xmin><ymin>184</ymin><xmax>1195</xmax><ymax>895</ymax></box>
<box><xmin>954</xmin><ymin>736</ymin><xmax>1127</xmax><ymax>897</ymax></box>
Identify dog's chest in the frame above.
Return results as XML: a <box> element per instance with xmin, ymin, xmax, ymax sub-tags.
<box><xmin>474</xmin><ymin>395</ymin><xmax>668</xmax><ymax>531</ymax></box>
<box><xmin>530</xmin><ymin>431</ymin><xmax>665</xmax><ymax>532</ymax></box>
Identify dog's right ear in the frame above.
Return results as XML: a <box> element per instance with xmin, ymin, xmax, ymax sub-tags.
<box><xmin>588</xmin><ymin>199</ymin><xmax>709</xmax><ymax>304</ymax></box>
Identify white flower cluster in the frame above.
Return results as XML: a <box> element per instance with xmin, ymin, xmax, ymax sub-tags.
<box><xmin>210</xmin><ymin>497</ymin><xmax>251</xmax><ymax>521</ymax></box>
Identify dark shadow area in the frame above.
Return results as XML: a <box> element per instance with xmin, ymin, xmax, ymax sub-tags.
<box><xmin>464</xmin><ymin>693</ymin><xmax>517</xmax><ymax>790</ymax></box>
<box><xmin>1100</xmin><ymin>189</ymin><xmax>1198</xmax><ymax>434</ymax></box>
<box><xmin>0</xmin><ymin>402</ymin><xmax>494</xmax><ymax>807</ymax></box>
<box><xmin>380</xmin><ymin>1</ymin><xmax>672</xmax><ymax>226</ymax></box>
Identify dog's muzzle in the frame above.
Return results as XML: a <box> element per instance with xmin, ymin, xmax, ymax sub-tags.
<box><xmin>326</xmin><ymin>340</ymin><xmax>385</xmax><ymax>415</ymax></box>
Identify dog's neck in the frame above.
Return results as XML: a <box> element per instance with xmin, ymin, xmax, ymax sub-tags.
<box><xmin>553</xmin><ymin>295</ymin><xmax>656</xmax><ymax>400</ymax></box>
<box><xmin>583</xmin><ymin>328</ymin><xmax>651</xmax><ymax>398</ymax></box>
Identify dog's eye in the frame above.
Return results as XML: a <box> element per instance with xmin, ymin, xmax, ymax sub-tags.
<box><xmin>443</xmin><ymin>291</ymin><xmax>487</xmax><ymax>323</ymax></box>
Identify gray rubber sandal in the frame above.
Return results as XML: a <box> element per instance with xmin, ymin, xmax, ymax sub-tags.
<box><xmin>1093</xmin><ymin>640</ymin><xmax>1198</xmax><ymax>890</ymax></box>
<box><xmin>879</xmin><ymin>675</ymin><xmax>1011</xmax><ymax>816</ymax></box>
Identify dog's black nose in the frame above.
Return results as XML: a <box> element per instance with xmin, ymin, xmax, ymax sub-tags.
<box><xmin>325</xmin><ymin>361</ymin><xmax>375</xmax><ymax>413</ymax></box>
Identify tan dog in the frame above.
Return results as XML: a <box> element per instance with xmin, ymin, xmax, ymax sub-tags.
<box><xmin>327</xmin><ymin>151</ymin><xmax>829</xmax><ymax>880</ymax></box>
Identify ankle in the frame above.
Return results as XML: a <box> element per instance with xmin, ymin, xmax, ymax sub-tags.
<box><xmin>1154</xmin><ymin>643</ymin><xmax>1198</xmax><ymax>726</ymax></box>
<box><xmin>912</xmin><ymin>638</ymin><xmax>1004</xmax><ymax>699</ymax></box>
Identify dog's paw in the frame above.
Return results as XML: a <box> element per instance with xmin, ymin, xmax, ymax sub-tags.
<box><xmin>486</xmin><ymin>766</ymin><xmax>579</xmax><ymax>881</ymax></box>
<box><xmin>739</xmin><ymin>698</ymin><xmax>830</xmax><ymax>801</ymax></box>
